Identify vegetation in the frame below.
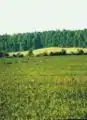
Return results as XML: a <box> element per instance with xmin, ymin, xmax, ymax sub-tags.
<box><xmin>0</xmin><ymin>29</ymin><xmax>87</xmax><ymax>52</ymax></box>
<box><xmin>49</xmin><ymin>49</ymin><xmax>66</xmax><ymax>56</ymax></box>
<box><xmin>27</xmin><ymin>49</ymin><xmax>33</xmax><ymax>56</ymax></box>
<box><xmin>77</xmin><ymin>49</ymin><xmax>84</xmax><ymax>55</ymax></box>
<box><xmin>0</xmin><ymin>52</ymin><xmax>9</xmax><ymax>58</ymax></box>
<box><xmin>16</xmin><ymin>53</ymin><xmax>24</xmax><ymax>57</ymax></box>
<box><xmin>8</xmin><ymin>47</ymin><xmax>87</xmax><ymax>57</ymax></box>
<box><xmin>0</xmin><ymin>56</ymin><xmax>87</xmax><ymax>119</ymax></box>
<box><xmin>0</xmin><ymin>28</ymin><xmax>87</xmax><ymax>119</ymax></box>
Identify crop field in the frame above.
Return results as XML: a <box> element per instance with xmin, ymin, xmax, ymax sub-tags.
<box><xmin>9</xmin><ymin>47</ymin><xmax>87</xmax><ymax>56</ymax></box>
<box><xmin>0</xmin><ymin>56</ymin><xmax>87</xmax><ymax>119</ymax></box>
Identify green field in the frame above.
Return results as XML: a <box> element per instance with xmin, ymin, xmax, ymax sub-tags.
<box><xmin>0</xmin><ymin>56</ymin><xmax>87</xmax><ymax>119</ymax></box>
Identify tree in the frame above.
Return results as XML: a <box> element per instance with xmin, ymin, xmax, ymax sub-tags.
<box><xmin>0</xmin><ymin>29</ymin><xmax>87</xmax><ymax>52</ymax></box>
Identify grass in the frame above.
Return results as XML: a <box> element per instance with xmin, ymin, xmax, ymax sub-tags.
<box><xmin>0</xmin><ymin>56</ymin><xmax>87</xmax><ymax>119</ymax></box>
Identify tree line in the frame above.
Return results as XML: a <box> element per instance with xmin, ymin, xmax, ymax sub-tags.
<box><xmin>0</xmin><ymin>29</ymin><xmax>87</xmax><ymax>52</ymax></box>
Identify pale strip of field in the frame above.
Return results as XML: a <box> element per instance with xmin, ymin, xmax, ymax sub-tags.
<box><xmin>9</xmin><ymin>51</ymin><xmax>28</xmax><ymax>56</ymax></box>
<box><xmin>9</xmin><ymin>47</ymin><xmax>87</xmax><ymax>56</ymax></box>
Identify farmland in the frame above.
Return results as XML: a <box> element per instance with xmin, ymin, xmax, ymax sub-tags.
<box><xmin>0</xmin><ymin>56</ymin><xmax>87</xmax><ymax>119</ymax></box>
<box><xmin>9</xmin><ymin>47</ymin><xmax>87</xmax><ymax>56</ymax></box>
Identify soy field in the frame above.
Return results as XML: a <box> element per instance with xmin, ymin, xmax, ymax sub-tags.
<box><xmin>0</xmin><ymin>55</ymin><xmax>87</xmax><ymax>119</ymax></box>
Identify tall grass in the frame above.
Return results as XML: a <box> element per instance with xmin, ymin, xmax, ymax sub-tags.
<box><xmin>0</xmin><ymin>56</ymin><xmax>87</xmax><ymax>119</ymax></box>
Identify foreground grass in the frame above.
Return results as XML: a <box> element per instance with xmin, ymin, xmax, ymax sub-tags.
<box><xmin>0</xmin><ymin>56</ymin><xmax>87</xmax><ymax>119</ymax></box>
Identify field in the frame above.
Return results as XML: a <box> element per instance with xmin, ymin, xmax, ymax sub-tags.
<box><xmin>0</xmin><ymin>56</ymin><xmax>87</xmax><ymax>119</ymax></box>
<box><xmin>9</xmin><ymin>47</ymin><xmax>87</xmax><ymax>56</ymax></box>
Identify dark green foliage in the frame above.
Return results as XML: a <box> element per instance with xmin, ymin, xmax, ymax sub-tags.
<box><xmin>0</xmin><ymin>29</ymin><xmax>87</xmax><ymax>52</ymax></box>
<box><xmin>50</xmin><ymin>51</ymin><xmax>59</xmax><ymax>56</ymax></box>
<box><xmin>70</xmin><ymin>49</ymin><xmax>85</xmax><ymax>55</ymax></box>
<box><xmin>84</xmin><ymin>113</ymin><xmax>87</xmax><ymax>119</ymax></box>
<box><xmin>43</xmin><ymin>52</ymin><xmax>48</xmax><ymax>56</ymax></box>
<box><xmin>0</xmin><ymin>52</ymin><xmax>9</xmax><ymax>58</ymax></box>
<box><xmin>12</xmin><ymin>53</ymin><xmax>24</xmax><ymax>58</ymax></box>
<box><xmin>16</xmin><ymin>53</ymin><xmax>24</xmax><ymax>57</ymax></box>
<box><xmin>70</xmin><ymin>52</ymin><xmax>76</xmax><ymax>55</ymax></box>
<box><xmin>84</xmin><ymin>52</ymin><xmax>87</xmax><ymax>55</ymax></box>
<box><xmin>49</xmin><ymin>49</ymin><xmax>67</xmax><ymax>56</ymax></box>
<box><xmin>12</xmin><ymin>54</ymin><xmax>17</xmax><ymax>57</ymax></box>
<box><xmin>59</xmin><ymin>49</ymin><xmax>67</xmax><ymax>55</ymax></box>
<box><xmin>0</xmin><ymin>52</ymin><xmax>4</xmax><ymax>57</ymax></box>
<box><xmin>77</xmin><ymin>49</ymin><xmax>84</xmax><ymax>55</ymax></box>
<box><xmin>4</xmin><ymin>53</ymin><xmax>9</xmax><ymax>57</ymax></box>
<box><xmin>27</xmin><ymin>49</ymin><xmax>33</xmax><ymax>56</ymax></box>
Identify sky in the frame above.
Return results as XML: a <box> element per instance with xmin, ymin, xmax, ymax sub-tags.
<box><xmin>0</xmin><ymin>0</ymin><xmax>87</xmax><ymax>34</ymax></box>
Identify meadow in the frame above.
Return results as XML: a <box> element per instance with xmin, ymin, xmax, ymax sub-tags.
<box><xmin>0</xmin><ymin>55</ymin><xmax>87</xmax><ymax>119</ymax></box>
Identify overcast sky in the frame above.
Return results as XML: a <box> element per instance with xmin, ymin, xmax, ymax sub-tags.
<box><xmin>0</xmin><ymin>0</ymin><xmax>87</xmax><ymax>34</ymax></box>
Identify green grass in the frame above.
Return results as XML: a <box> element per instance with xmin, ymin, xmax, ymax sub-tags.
<box><xmin>0</xmin><ymin>56</ymin><xmax>87</xmax><ymax>119</ymax></box>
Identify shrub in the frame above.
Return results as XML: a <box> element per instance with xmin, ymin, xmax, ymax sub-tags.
<box><xmin>19</xmin><ymin>54</ymin><xmax>24</xmax><ymax>57</ymax></box>
<box><xmin>16</xmin><ymin>53</ymin><xmax>24</xmax><ymax>57</ymax></box>
<box><xmin>5</xmin><ymin>62</ymin><xmax>13</xmax><ymax>64</ymax></box>
<box><xmin>12</xmin><ymin>53</ymin><xmax>24</xmax><ymax>58</ymax></box>
<box><xmin>48</xmin><ymin>49</ymin><xmax>67</xmax><ymax>56</ymax></box>
<box><xmin>4</xmin><ymin>53</ymin><xmax>9</xmax><ymax>57</ymax></box>
<box><xmin>70</xmin><ymin>51</ymin><xmax>77</xmax><ymax>55</ymax></box>
<box><xmin>49</xmin><ymin>51</ymin><xmax>59</xmax><ymax>56</ymax></box>
<box><xmin>27</xmin><ymin>49</ymin><xmax>33</xmax><ymax>56</ymax></box>
<box><xmin>43</xmin><ymin>52</ymin><xmax>48</xmax><ymax>56</ymax></box>
<box><xmin>70</xmin><ymin>49</ymin><xmax>84</xmax><ymax>55</ymax></box>
<box><xmin>60</xmin><ymin>49</ymin><xmax>67</xmax><ymax>55</ymax></box>
<box><xmin>77</xmin><ymin>49</ymin><xmax>84</xmax><ymax>55</ymax></box>
<box><xmin>0</xmin><ymin>52</ymin><xmax>4</xmax><ymax>57</ymax></box>
<box><xmin>84</xmin><ymin>52</ymin><xmax>87</xmax><ymax>55</ymax></box>
<box><xmin>12</xmin><ymin>54</ymin><xmax>17</xmax><ymax>57</ymax></box>
<box><xmin>0</xmin><ymin>52</ymin><xmax>9</xmax><ymax>58</ymax></box>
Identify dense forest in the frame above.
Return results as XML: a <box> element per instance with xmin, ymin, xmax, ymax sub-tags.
<box><xmin>0</xmin><ymin>29</ymin><xmax>87</xmax><ymax>52</ymax></box>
